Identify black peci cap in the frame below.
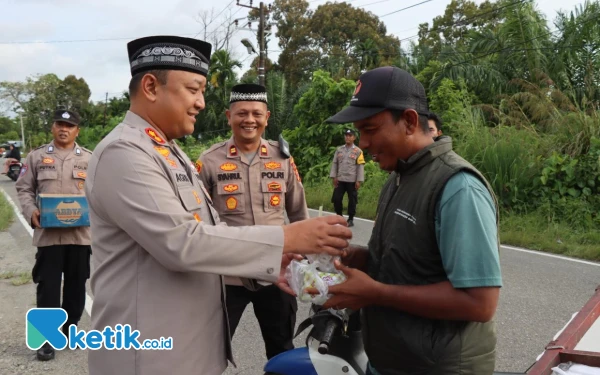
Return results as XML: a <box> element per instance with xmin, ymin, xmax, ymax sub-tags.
<box><xmin>127</xmin><ymin>35</ymin><xmax>212</xmax><ymax>77</ymax></box>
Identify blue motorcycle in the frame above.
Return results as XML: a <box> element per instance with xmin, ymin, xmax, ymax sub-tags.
<box><xmin>263</xmin><ymin>306</ymin><xmax>367</xmax><ymax>375</ymax></box>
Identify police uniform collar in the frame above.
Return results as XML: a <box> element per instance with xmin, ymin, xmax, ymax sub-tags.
<box><xmin>123</xmin><ymin>111</ymin><xmax>170</xmax><ymax>146</ymax></box>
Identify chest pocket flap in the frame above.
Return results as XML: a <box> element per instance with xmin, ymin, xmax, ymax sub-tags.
<box><xmin>260</xmin><ymin>180</ymin><xmax>287</xmax><ymax>194</ymax></box>
<box><xmin>216</xmin><ymin>181</ymin><xmax>245</xmax><ymax>196</ymax></box>
<box><xmin>179</xmin><ymin>187</ymin><xmax>203</xmax><ymax>212</ymax></box>
<box><xmin>73</xmin><ymin>170</ymin><xmax>87</xmax><ymax>179</ymax></box>
<box><xmin>37</xmin><ymin>170</ymin><xmax>58</xmax><ymax>181</ymax></box>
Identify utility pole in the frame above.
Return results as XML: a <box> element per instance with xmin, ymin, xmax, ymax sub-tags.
<box><xmin>236</xmin><ymin>0</ymin><xmax>269</xmax><ymax>86</ymax></box>
<box><xmin>104</xmin><ymin>92</ymin><xmax>108</xmax><ymax>127</ymax></box>
<box><xmin>19</xmin><ymin>113</ymin><xmax>25</xmax><ymax>151</ymax></box>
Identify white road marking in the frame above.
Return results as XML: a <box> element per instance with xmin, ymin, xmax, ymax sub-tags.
<box><xmin>308</xmin><ymin>208</ymin><xmax>600</xmax><ymax>267</ymax></box>
<box><xmin>1</xmin><ymin>187</ymin><xmax>94</xmax><ymax>316</ymax></box>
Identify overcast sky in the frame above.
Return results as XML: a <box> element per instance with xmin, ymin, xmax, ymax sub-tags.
<box><xmin>0</xmin><ymin>0</ymin><xmax>585</xmax><ymax>107</ymax></box>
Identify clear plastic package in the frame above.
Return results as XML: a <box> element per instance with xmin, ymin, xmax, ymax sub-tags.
<box><xmin>285</xmin><ymin>254</ymin><xmax>347</xmax><ymax>305</ymax></box>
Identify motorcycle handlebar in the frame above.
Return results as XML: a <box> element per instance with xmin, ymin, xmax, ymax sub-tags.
<box><xmin>317</xmin><ymin>317</ymin><xmax>340</xmax><ymax>355</ymax></box>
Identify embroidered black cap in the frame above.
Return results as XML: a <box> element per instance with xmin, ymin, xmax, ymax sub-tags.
<box><xmin>52</xmin><ymin>109</ymin><xmax>81</xmax><ymax>126</ymax></box>
<box><xmin>326</xmin><ymin>66</ymin><xmax>429</xmax><ymax>124</ymax></box>
<box><xmin>127</xmin><ymin>35</ymin><xmax>212</xmax><ymax>77</ymax></box>
<box><xmin>229</xmin><ymin>83</ymin><xmax>268</xmax><ymax>104</ymax></box>
<box><xmin>344</xmin><ymin>129</ymin><xmax>356</xmax><ymax>135</ymax></box>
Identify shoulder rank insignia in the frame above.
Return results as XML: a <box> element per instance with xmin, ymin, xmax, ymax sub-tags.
<box><xmin>229</xmin><ymin>145</ymin><xmax>238</xmax><ymax>157</ymax></box>
<box><xmin>145</xmin><ymin>128</ymin><xmax>165</xmax><ymax>144</ymax></box>
<box><xmin>47</xmin><ymin>145</ymin><xmax>54</xmax><ymax>153</ymax></box>
<box><xmin>260</xmin><ymin>145</ymin><xmax>268</xmax><ymax>156</ymax></box>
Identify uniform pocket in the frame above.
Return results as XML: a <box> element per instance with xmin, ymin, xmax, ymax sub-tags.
<box><xmin>179</xmin><ymin>187</ymin><xmax>203</xmax><ymax>212</ymax></box>
<box><xmin>72</xmin><ymin>169</ymin><xmax>87</xmax><ymax>179</ymax></box>
<box><xmin>37</xmin><ymin>170</ymin><xmax>58</xmax><ymax>181</ymax></box>
<box><xmin>216</xmin><ymin>181</ymin><xmax>245</xmax><ymax>215</ymax></box>
<box><xmin>261</xmin><ymin>180</ymin><xmax>286</xmax><ymax>212</ymax></box>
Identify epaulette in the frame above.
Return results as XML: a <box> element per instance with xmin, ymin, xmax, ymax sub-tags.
<box><xmin>33</xmin><ymin>144</ymin><xmax>46</xmax><ymax>151</ymax></box>
<box><xmin>201</xmin><ymin>141</ymin><xmax>228</xmax><ymax>156</ymax></box>
<box><xmin>275</xmin><ymin>134</ymin><xmax>291</xmax><ymax>159</ymax></box>
<box><xmin>80</xmin><ymin>147</ymin><xmax>93</xmax><ymax>154</ymax></box>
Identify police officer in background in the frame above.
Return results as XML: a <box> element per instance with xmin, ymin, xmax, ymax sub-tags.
<box><xmin>16</xmin><ymin>109</ymin><xmax>92</xmax><ymax>361</ymax></box>
<box><xmin>329</xmin><ymin>129</ymin><xmax>365</xmax><ymax>227</ymax></box>
<box><xmin>198</xmin><ymin>83</ymin><xmax>308</xmax><ymax>360</ymax></box>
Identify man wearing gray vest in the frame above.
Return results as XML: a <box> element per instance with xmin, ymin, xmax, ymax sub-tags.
<box><xmin>321</xmin><ymin>66</ymin><xmax>503</xmax><ymax>375</ymax></box>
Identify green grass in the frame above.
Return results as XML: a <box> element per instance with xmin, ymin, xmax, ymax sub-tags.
<box><xmin>0</xmin><ymin>270</ymin><xmax>32</xmax><ymax>286</ymax></box>
<box><xmin>0</xmin><ymin>191</ymin><xmax>14</xmax><ymax>231</ymax></box>
<box><xmin>500</xmin><ymin>212</ymin><xmax>600</xmax><ymax>261</ymax></box>
<box><xmin>304</xmin><ymin>181</ymin><xmax>600</xmax><ymax>262</ymax></box>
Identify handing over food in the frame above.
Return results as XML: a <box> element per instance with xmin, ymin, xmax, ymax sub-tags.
<box><xmin>282</xmin><ymin>215</ymin><xmax>352</xmax><ymax>257</ymax></box>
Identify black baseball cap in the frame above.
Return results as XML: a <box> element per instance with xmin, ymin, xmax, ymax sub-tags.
<box><xmin>344</xmin><ymin>129</ymin><xmax>355</xmax><ymax>135</ymax></box>
<box><xmin>326</xmin><ymin>66</ymin><xmax>429</xmax><ymax>124</ymax></box>
<box><xmin>53</xmin><ymin>109</ymin><xmax>81</xmax><ymax>126</ymax></box>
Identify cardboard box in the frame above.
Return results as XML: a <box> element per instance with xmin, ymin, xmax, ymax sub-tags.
<box><xmin>37</xmin><ymin>194</ymin><xmax>90</xmax><ymax>228</ymax></box>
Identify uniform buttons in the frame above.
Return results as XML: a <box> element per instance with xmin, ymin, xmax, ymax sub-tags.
<box><xmin>267</xmin><ymin>267</ymin><xmax>274</xmax><ymax>274</ymax></box>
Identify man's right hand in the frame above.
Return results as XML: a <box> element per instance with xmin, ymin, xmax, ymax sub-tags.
<box><xmin>31</xmin><ymin>209</ymin><xmax>41</xmax><ymax>229</ymax></box>
<box><xmin>332</xmin><ymin>178</ymin><xmax>339</xmax><ymax>188</ymax></box>
<box><xmin>342</xmin><ymin>246</ymin><xmax>370</xmax><ymax>272</ymax></box>
<box><xmin>283</xmin><ymin>215</ymin><xmax>352</xmax><ymax>257</ymax></box>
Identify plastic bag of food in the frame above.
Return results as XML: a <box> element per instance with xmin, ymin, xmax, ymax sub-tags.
<box><xmin>285</xmin><ymin>254</ymin><xmax>346</xmax><ymax>305</ymax></box>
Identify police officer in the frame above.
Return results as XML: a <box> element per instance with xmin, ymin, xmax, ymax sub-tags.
<box><xmin>84</xmin><ymin>36</ymin><xmax>351</xmax><ymax>375</ymax></box>
<box><xmin>16</xmin><ymin>109</ymin><xmax>92</xmax><ymax>361</ymax></box>
<box><xmin>329</xmin><ymin>129</ymin><xmax>365</xmax><ymax>227</ymax></box>
<box><xmin>198</xmin><ymin>83</ymin><xmax>308</xmax><ymax>360</ymax></box>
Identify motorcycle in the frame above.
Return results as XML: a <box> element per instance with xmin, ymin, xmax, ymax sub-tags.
<box><xmin>263</xmin><ymin>305</ymin><xmax>527</xmax><ymax>375</ymax></box>
<box><xmin>264</xmin><ymin>306</ymin><xmax>367</xmax><ymax>375</ymax></box>
<box><xmin>6</xmin><ymin>160</ymin><xmax>23</xmax><ymax>181</ymax></box>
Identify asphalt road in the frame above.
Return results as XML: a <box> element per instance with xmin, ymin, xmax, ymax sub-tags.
<box><xmin>1</xmin><ymin>178</ymin><xmax>598</xmax><ymax>375</ymax></box>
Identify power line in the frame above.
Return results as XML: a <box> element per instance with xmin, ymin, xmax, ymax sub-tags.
<box><xmin>397</xmin><ymin>0</ymin><xmax>528</xmax><ymax>42</ymax></box>
<box><xmin>438</xmin><ymin>12</ymin><xmax>600</xmax><ymax>71</ymax></box>
<box><xmin>380</xmin><ymin>0</ymin><xmax>435</xmax><ymax>18</ymax></box>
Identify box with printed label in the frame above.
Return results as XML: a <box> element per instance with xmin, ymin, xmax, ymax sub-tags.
<box><xmin>37</xmin><ymin>194</ymin><xmax>90</xmax><ymax>228</ymax></box>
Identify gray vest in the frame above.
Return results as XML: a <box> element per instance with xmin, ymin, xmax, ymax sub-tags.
<box><xmin>362</xmin><ymin>137</ymin><xmax>499</xmax><ymax>375</ymax></box>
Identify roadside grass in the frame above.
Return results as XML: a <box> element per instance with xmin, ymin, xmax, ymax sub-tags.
<box><xmin>0</xmin><ymin>191</ymin><xmax>14</xmax><ymax>231</ymax></box>
<box><xmin>0</xmin><ymin>270</ymin><xmax>32</xmax><ymax>286</ymax></box>
<box><xmin>304</xmin><ymin>181</ymin><xmax>600</xmax><ymax>262</ymax></box>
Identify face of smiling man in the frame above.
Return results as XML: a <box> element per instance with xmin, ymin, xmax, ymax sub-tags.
<box><xmin>226</xmin><ymin>100</ymin><xmax>270</xmax><ymax>151</ymax></box>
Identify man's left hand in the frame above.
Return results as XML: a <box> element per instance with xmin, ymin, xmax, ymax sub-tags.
<box><xmin>276</xmin><ymin>253</ymin><xmax>303</xmax><ymax>296</ymax></box>
<box><xmin>307</xmin><ymin>259</ymin><xmax>381</xmax><ymax>310</ymax></box>
<box><xmin>355</xmin><ymin>182</ymin><xmax>361</xmax><ymax>190</ymax></box>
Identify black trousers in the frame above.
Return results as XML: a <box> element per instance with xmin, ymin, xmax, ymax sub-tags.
<box><xmin>32</xmin><ymin>245</ymin><xmax>91</xmax><ymax>328</ymax></box>
<box><xmin>226</xmin><ymin>284</ymin><xmax>298</xmax><ymax>359</ymax></box>
<box><xmin>332</xmin><ymin>181</ymin><xmax>358</xmax><ymax>219</ymax></box>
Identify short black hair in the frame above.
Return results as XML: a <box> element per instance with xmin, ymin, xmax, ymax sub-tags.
<box><xmin>128</xmin><ymin>70</ymin><xmax>169</xmax><ymax>96</ymax></box>
<box><xmin>389</xmin><ymin>109</ymin><xmax>429</xmax><ymax>133</ymax></box>
<box><xmin>428</xmin><ymin>112</ymin><xmax>442</xmax><ymax>131</ymax></box>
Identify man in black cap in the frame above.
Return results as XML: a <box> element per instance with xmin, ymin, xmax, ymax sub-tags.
<box><xmin>84</xmin><ymin>36</ymin><xmax>351</xmax><ymax>375</ymax></box>
<box><xmin>316</xmin><ymin>66</ymin><xmax>503</xmax><ymax>375</ymax></box>
<box><xmin>16</xmin><ymin>108</ymin><xmax>92</xmax><ymax>361</ymax></box>
<box><xmin>329</xmin><ymin>128</ymin><xmax>365</xmax><ymax>227</ymax></box>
